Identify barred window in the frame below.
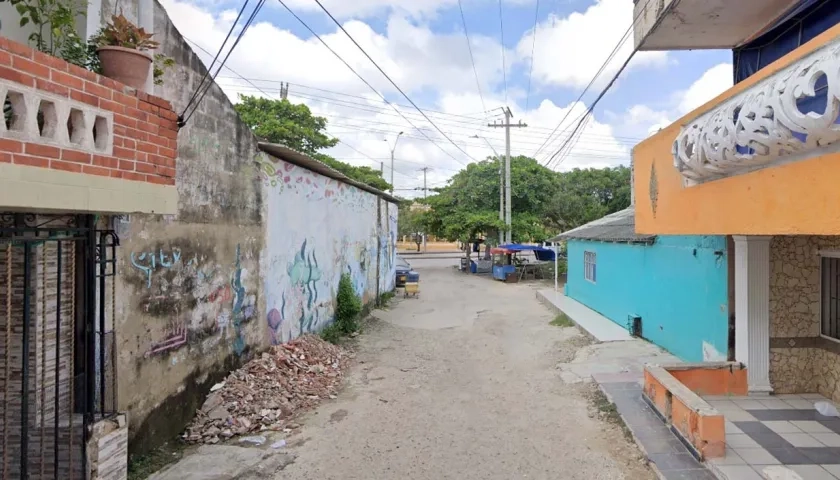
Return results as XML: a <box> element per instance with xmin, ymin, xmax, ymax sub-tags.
<box><xmin>584</xmin><ymin>251</ymin><xmax>596</xmax><ymax>283</ymax></box>
<box><xmin>822</xmin><ymin>255</ymin><xmax>840</xmax><ymax>341</ymax></box>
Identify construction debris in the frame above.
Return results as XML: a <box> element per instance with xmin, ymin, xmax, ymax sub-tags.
<box><xmin>183</xmin><ymin>335</ymin><xmax>349</xmax><ymax>445</ymax></box>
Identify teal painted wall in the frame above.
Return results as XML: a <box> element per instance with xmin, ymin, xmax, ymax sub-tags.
<box><xmin>565</xmin><ymin>236</ymin><xmax>729</xmax><ymax>363</ymax></box>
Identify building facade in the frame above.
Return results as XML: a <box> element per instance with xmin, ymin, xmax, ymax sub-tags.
<box><xmin>0</xmin><ymin>0</ymin><xmax>398</xmax><ymax>476</ymax></box>
<box><xmin>633</xmin><ymin>0</ymin><xmax>840</xmax><ymax>402</ymax></box>
<box><xmin>559</xmin><ymin>209</ymin><xmax>730</xmax><ymax>363</ymax></box>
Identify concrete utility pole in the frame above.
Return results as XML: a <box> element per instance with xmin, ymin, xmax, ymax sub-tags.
<box><xmin>385</xmin><ymin>132</ymin><xmax>404</xmax><ymax>193</ymax></box>
<box><xmin>420</xmin><ymin>166</ymin><xmax>431</xmax><ymax>252</ymax></box>
<box><xmin>488</xmin><ymin>107</ymin><xmax>527</xmax><ymax>244</ymax></box>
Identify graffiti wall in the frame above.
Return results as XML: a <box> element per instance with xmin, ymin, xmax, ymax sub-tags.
<box><xmin>261</xmin><ymin>153</ymin><xmax>397</xmax><ymax>344</ymax></box>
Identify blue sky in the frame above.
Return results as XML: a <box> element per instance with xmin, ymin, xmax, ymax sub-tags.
<box><xmin>163</xmin><ymin>0</ymin><xmax>734</xmax><ymax>192</ymax></box>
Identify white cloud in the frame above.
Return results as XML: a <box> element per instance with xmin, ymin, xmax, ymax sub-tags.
<box><xmin>161</xmin><ymin>0</ymin><xmax>635</xmax><ymax>198</ymax></box>
<box><xmin>617</xmin><ymin>63</ymin><xmax>733</xmax><ymax>138</ymax></box>
<box><xmin>517</xmin><ymin>0</ymin><xmax>668</xmax><ymax>89</ymax></box>
<box><xmin>677</xmin><ymin>62</ymin><xmax>733</xmax><ymax>114</ymax></box>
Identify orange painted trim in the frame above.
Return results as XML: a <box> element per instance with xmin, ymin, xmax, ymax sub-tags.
<box><xmin>669</xmin><ymin>367</ymin><xmax>747</xmax><ymax>397</ymax></box>
<box><xmin>634</xmin><ymin>21</ymin><xmax>840</xmax><ymax>236</ymax></box>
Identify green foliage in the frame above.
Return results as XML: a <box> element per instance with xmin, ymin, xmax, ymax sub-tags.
<box><xmin>153</xmin><ymin>53</ymin><xmax>175</xmax><ymax>86</ymax></box>
<box><xmin>94</xmin><ymin>14</ymin><xmax>159</xmax><ymax>50</ymax></box>
<box><xmin>424</xmin><ymin>155</ymin><xmax>557</xmax><ymax>243</ymax></box>
<box><xmin>319</xmin><ymin>323</ymin><xmax>343</xmax><ymax>344</ymax></box>
<box><xmin>235</xmin><ymin>95</ymin><xmax>392</xmax><ymax>191</ymax></box>
<box><xmin>544</xmin><ymin>166</ymin><xmax>631</xmax><ymax>232</ymax></box>
<box><xmin>2</xmin><ymin>0</ymin><xmax>86</xmax><ymax>58</ymax></box>
<box><xmin>398</xmin><ymin>204</ymin><xmax>428</xmax><ymax>250</ymax></box>
<box><xmin>335</xmin><ymin>273</ymin><xmax>362</xmax><ymax>335</ymax></box>
<box><xmin>550</xmin><ymin>313</ymin><xmax>574</xmax><ymax>328</ymax></box>
<box><xmin>423</xmin><ymin>158</ymin><xmax>631</xmax><ymax>244</ymax></box>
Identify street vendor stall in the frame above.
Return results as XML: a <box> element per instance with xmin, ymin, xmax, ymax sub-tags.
<box><xmin>491</xmin><ymin>244</ymin><xmax>558</xmax><ymax>282</ymax></box>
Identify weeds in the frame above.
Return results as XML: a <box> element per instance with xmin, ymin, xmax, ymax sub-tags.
<box><xmin>127</xmin><ymin>440</ymin><xmax>185</xmax><ymax>480</ymax></box>
<box><xmin>550</xmin><ymin>313</ymin><xmax>574</xmax><ymax>328</ymax></box>
<box><xmin>590</xmin><ymin>388</ymin><xmax>633</xmax><ymax>441</ymax></box>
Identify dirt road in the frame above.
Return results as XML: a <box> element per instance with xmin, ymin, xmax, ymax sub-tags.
<box><xmin>275</xmin><ymin>262</ymin><xmax>655</xmax><ymax>480</ymax></box>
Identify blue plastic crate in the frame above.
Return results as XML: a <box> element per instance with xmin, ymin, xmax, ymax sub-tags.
<box><xmin>406</xmin><ymin>271</ymin><xmax>420</xmax><ymax>283</ymax></box>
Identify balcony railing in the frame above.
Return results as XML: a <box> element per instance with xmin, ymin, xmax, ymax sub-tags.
<box><xmin>673</xmin><ymin>38</ymin><xmax>840</xmax><ymax>186</ymax></box>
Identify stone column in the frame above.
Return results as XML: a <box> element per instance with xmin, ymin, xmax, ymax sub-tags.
<box><xmin>733</xmin><ymin>235</ymin><xmax>773</xmax><ymax>394</ymax></box>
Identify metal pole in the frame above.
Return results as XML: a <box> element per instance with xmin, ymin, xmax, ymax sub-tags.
<box><xmin>504</xmin><ymin>108</ymin><xmax>512</xmax><ymax>244</ymax></box>
<box><xmin>388</xmin><ymin>132</ymin><xmax>403</xmax><ymax>194</ymax></box>
<box><xmin>422</xmin><ymin>167</ymin><xmax>428</xmax><ymax>252</ymax></box>
<box><xmin>554</xmin><ymin>243</ymin><xmax>558</xmax><ymax>292</ymax></box>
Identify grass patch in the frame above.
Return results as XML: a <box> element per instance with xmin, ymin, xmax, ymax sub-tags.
<box><xmin>590</xmin><ymin>388</ymin><xmax>633</xmax><ymax>441</ymax></box>
<box><xmin>549</xmin><ymin>313</ymin><xmax>574</xmax><ymax>328</ymax></box>
<box><xmin>378</xmin><ymin>291</ymin><xmax>396</xmax><ymax>307</ymax></box>
<box><xmin>127</xmin><ymin>440</ymin><xmax>186</xmax><ymax>480</ymax></box>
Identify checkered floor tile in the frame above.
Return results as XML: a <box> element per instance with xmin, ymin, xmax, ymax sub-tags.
<box><xmin>703</xmin><ymin>393</ymin><xmax>840</xmax><ymax>479</ymax></box>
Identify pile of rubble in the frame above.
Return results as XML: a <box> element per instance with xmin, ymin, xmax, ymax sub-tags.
<box><xmin>183</xmin><ymin>335</ymin><xmax>350</xmax><ymax>445</ymax></box>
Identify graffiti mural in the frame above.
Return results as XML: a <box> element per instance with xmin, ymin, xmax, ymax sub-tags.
<box><xmin>263</xmin><ymin>155</ymin><xmax>397</xmax><ymax>345</ymax></box>
<box><xmin>126</xmin><ymin>241</ymin><xmax>257</xmax><ymax>357</ymax></box>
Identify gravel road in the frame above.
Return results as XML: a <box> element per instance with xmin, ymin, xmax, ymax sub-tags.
<box><xmin>275</xmin><ymin>262</ymin><xmax>655</xmax><ymax>480</ymax></box>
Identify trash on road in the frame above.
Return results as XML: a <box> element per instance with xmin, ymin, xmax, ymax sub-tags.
<box><xmin>271</xmin><ymin>440</ymin><xmax>287</xmax><ymax>449</ymax></box>
<box><xmin>183</xmin><ymin>335</ymin><xmax>349</xmax><ymax>445</ymax></box>
<box><xmin>815</xmin><ymin>401</ymin><xmax>839</xmax><ymax>417</ymax></box>
<box><xmin>239</xmin><ymin>435</ymin><xmax>267</xmax><ymax>445</ymax></box>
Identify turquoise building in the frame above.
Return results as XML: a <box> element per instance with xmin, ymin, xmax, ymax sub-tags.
<box><xmin>555</xmin><ymin>208</ymin><xmax>730</xmax><ymax>363</ymax></box>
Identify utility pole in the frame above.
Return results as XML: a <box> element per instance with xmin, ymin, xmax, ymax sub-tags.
<box><xmin>280</xmin><ymin>82</ymin><xmax>289</xmax><ymax>99</ymax></box>
<box><xmin>420</xmin><ymin>167</ymin><xmax>431</xmax><ymax>252</ymax></box>
<box><xmin>488</xmin><ymin>107</ymin><xmax>527</xmax><ymax>244</ymax></box>
<box><xmin>385</xmin><ymin>132</ymin><xmax>404</xmax><ymax>193</ymax></box>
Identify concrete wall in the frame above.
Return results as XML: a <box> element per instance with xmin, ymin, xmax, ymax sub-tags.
<box><xmin>769</xmin><ymin>236</ymin><xmax>840</xmax><ymax>403</ymax></box>
<box><xmin>261</xmin><ymin>153</ymin><xmax>397</xmax><ymax>344</ymax></box>
<box><xmin>112</xmin><ymin>0</ymin><xmax>264</xmax><ymax>453</ymax></box>
<box><xmin>565</xmin><ymin>236</ymin><xmax>729</xmax><ymax>362</ymax></box>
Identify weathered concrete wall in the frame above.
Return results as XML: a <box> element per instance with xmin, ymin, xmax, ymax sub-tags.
<box><xmin>112</xmin><ymin>0</ymin><xmax>264</xmax><ymax>453</ymax></box>
<box><xmin>769</xmin><ymin>236</ymin><xmax>840</xmax><ymax>402</ymax></box>
<box><xmin>260</xmin><ymin>153</ymin><xmax>397</xmax><ymax>343</ymax></box>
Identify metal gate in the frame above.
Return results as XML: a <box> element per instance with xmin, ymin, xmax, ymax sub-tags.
<box><xmin>0</xmin><ymin>213</ymin><xmax>119</xmax><ymax>479</ymax></box>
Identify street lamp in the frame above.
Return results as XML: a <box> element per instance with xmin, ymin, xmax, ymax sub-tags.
<box><xmin>472</xmin><ymin>135</ymin><xmax>505</xmax><ymax>245</ymax></box>
<box><xmin>385</xmin><ymin>131</ymin><xmax>404</xmax><ymax>193</ymax></box>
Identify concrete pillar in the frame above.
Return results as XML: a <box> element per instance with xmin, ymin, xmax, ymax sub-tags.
<box><xmin>733</xmin><ymin>235</ymin><xmax>773</xmax><ymax>395</ymax></box>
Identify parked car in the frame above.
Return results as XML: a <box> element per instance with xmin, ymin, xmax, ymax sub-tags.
<box><xmin>395</xmin><ymin>255</ymin><xmax>411</xmax><ymax>287</ymax></box>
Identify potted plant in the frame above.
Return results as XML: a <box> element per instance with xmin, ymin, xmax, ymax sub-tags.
<box><xmin>94</xmin><ymin>14</ymin><xmax>160</xmax><ymax>90</ymax></box>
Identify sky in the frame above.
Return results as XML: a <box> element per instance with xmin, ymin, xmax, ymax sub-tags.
<box><xmin>160</xmin><ymin>0</ymin><xmax>734</xmax><ymax>196</ymax></box>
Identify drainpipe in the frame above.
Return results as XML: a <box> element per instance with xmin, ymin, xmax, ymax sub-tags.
<box><xmin>554</xmin><ymin>243</ymin><xmax>558</xmax><ymax>293</ymax></box>
<box><xmin>630</xmin><ymin>157</ymin><xmax>635</xmax><ymax>207</ymax></box>
<box><xmin>138</xmin><ymin>0</ymin><xmax>154</xmax><ymax>93</ymax></box>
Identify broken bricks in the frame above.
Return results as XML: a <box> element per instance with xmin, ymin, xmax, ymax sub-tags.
<box><xmin>183</xmin><ymin>335</ymin><xmax>349</xmax><ymax>445</ymax></box>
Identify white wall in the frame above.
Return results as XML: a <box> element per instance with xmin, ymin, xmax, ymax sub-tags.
<box><xmin>261</xmin><ymin>153</ymin><xmax>397</xmax><ymax>344</ymax></box>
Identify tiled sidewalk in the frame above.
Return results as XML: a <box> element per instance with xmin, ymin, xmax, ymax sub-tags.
<box><xmin>703</xmin><ymin>394</ymin><xmax>840</xmax><ymax>479</ymax></box>
<box><xmin>599</xmin><ymin>379</ymin><xmax>717</xmax><ymax>479</ymax></box>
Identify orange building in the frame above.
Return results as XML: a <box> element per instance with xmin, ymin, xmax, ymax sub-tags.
<box><xmin>633</xmin><ymin>0</ymin><xmax>840</xmax><ymax>403</ymax></box>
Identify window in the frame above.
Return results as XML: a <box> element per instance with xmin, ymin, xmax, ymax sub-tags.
<box><xmin>822</xmin><ymin>255</ymin><xmax>840</xmax><ymax>341</ymax></box>
<box><xmin>584</xmin><ymin>251</ymin><xmax>596</xmax><ymax>283</ymax></box>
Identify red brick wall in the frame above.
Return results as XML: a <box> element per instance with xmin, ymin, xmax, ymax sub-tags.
<box><xmin>0</xmin><ymin>37</ymin><xmax>178</xmax><ymax>186</ymax></box>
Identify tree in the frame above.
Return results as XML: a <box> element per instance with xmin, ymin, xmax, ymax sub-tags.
<box><xmin>544</xmin><ymin>166</ymin><xmax>631</xmax><ymax>232</ymax></box>
<box><xmin>235</xmin><ymin>95</ymin><xmax>391</xmax><ymax>191</ymax></box>
<box><xmin>423</xmin><ymin>155</ymin><xmax>557</xmax><ymax>244</ymax></box>
<box><xmin>398</xmin><ymin>204</ymin><xmax>429</xmax><ymax>251</ymax></box>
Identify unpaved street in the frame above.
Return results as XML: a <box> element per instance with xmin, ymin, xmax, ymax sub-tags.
<box><xmin>276</xmin><ymin>261</ymin><xmax>655</xmax><ymax>480</ymax></box>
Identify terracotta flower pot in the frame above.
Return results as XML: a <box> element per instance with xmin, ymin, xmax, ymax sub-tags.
<box><xmin>97</xmin><ymin>46</ymin><xmax>153</xmax><ymax>91</ymax></box>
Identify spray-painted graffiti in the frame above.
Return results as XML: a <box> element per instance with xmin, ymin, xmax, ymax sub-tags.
<box><xmin>264</xmin><ymin>154</ymin><xmax>398</xmax><ymax>345</ymax></box>
<box><xmin>130</xmin><ymin>247</ymin><xmax>182</xmax><ymax>288</ymax></box>
<box><xmin>130</xmin><ymin>242</ymin><xmax>257</xmax><ymax>357</ymax></box>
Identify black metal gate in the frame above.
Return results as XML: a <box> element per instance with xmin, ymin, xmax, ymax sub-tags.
<box><xmin>0</xmin><ymin>213</ymin><xmax>119</xmax><ymax>479</ymax></box>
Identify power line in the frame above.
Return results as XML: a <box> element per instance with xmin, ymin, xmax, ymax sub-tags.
<box><xmin>182</xmin><ymin>0</ymin><xmax>266</xmax><ymax>125</ymax></box>
<box><xmin>310</xmin><ymin>0</ymin><xmax>479</xmax><ymax>165</ymax></box>
<box><xmin>179</xmin><ymin>0</ymin><xmax>252</xmax><ymax>120</ymax></box>
<box><xmin>457</xmin><ymin>0</ymin><xmax>486</xmax><ymax>113</ymax></box>
<box><xmin>216</xmin><ymin>82</ymin><xmax>643</xmax><ymax>145</ymax></box>
<box><xmin>532</xmin><ymin>0</ymin><xmax>649</xmax><ymax>160</ymax></box>
<box><xmin>525</xmin><ymin>0</ymin><xmax>540</xmax><ymax>112</ymax></box>
<box><xmin>498</xmin><ymin>0</ymin><xmax>508</xmax><ymax>104</ymax></box>
<box><xmin>544</xmin><ymin>0</ymin><xmax>676</xmax><ymax>170</ymax></box>
<box><xmin>278</xmin><ymin>0</ymin><xmax>472</xmax><ymax>167</ymax></box>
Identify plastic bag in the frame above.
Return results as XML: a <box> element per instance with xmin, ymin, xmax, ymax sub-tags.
<box><xmin>815</xmin><ymin>401</ymin><xmax>839</xmax><ymax>417</ymax></box>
